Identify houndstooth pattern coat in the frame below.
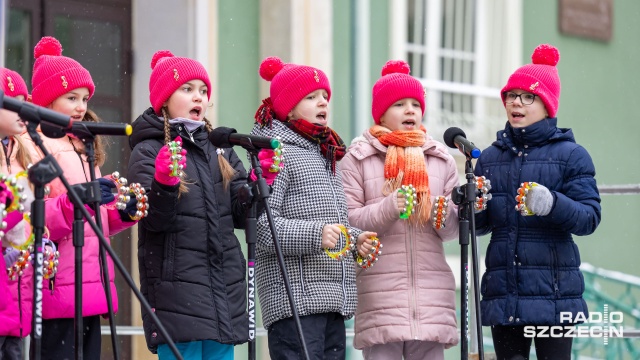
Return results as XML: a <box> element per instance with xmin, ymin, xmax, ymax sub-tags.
<box><xmin>251</xmin><ymin>120</ymin><xmax>362</xmax><ymax>330</ymax></box>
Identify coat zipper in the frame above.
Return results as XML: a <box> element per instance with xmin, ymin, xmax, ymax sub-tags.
<box><xmin>323</xmin><ymin>145</ymin><xmax>347</xmax><ymax>310</ymax></box>
<box><xmin>407</xmin><ymin>222</ymin><xmax>418</xmax><ymax>339</ymax></box>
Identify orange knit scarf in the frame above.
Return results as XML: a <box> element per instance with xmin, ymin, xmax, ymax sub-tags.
<box><xmin>369</xmin><ymin>124</ymin><xmax>431</xmax><ymax>225</ymax></box>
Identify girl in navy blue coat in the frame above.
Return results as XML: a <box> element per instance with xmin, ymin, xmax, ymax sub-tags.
<box><xmin>474</xmin><ymin>44</ymin><xmax>601</xmax><ymax>359</ymax></box>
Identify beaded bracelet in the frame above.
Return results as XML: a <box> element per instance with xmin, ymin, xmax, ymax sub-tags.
<box><xmin>324</xmin><ymin>225</ymin><xmax>356</xmax><ymax>261</ymax></box>
<box><xmin>269</xmin><ymin>142</ymin><xmax>284</xmax><ymax>173</ymax></box>
<box><xmin>168</xmin><ymin>140</ymin><xmax>184</xmax><ymax>177</ymax></box>
<box><xmin>431</xmin><ymin>196</ymin><xmax>448</xmax><ymax>230</ymax></box>
<box><xmin>474</xmin><ymin>176</ymin><xmax>492</xmax><ymax>212</ymax></box>
<box><xmin>355</xmin><ymin>236</ymin><xmax>383</xmax><ymax>270</ymax></box>
<box><xmin>398</xmin><ymin>184</ymin><xmax>417</xmax><ymax>219</ymax></box>
<box><xmin>128</xmin><ymin>182</ymin><xmax>149</xmax><ymax>221</ymax></box>
<box><xmin>515</xmin><ymin>182</ymin><xmax>538</xmax><ymax>216</ymax></box>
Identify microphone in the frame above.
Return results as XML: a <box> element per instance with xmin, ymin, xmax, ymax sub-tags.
<box><xmin>209</xmin><ymin>126</ymin><xmax>280</xmax><ymax>150</ymax></box>
<box><xmin>0</xmin><ymin>90</ymin><xmax>132</xmax><ymax>138</ymax></box>
<box><xmin>42</xmin><ymin>121</ymin><xmax>132</xmax><ymax>139</ymax></box>
<box><xmin>443</xmin><ymin>127</ymin><xmax>481</xmax><ymax>159</ymax></box>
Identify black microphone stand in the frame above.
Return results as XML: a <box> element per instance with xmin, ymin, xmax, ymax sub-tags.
<box><xmin>9</xmin><ymin>100</ymin><xmax>185</xmax><ymax>359</ymax></box>
<box><xmin>238</xmin><ymin>148</ymin><xmax>310</xmax><ymax>360</ymax></box>
<box><xmin>452</xmin><ymin>157</ymin><xmax>485</xmax><ymax>360</ymax></box>
<box><xmin>71</xmin><ymin>127</ymin><xmax>120</xmax><ymax>360</ymax></box>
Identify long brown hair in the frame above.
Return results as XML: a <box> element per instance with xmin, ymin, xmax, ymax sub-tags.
<box><xmin>0</xmin><ymin>135</ymin><xmax>32</xmax><ymax>172</ymax></box>
<box><xmin>161</xmin><ymin>107</ymin><xmax>236</xmax><ymax>194</ymax></box>
<box><xmin>71</xmin><ymin>108</ymin><xmax>107</xmax><ymax>166</ymax></box>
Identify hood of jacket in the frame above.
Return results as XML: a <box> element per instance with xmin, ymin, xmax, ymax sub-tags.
<box><xmin>494</xmin><ymin>117</ymin><xmax>575</xmax><ymax>153</ymax></box>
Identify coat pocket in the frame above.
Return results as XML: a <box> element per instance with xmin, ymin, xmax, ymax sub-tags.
<box><xmin>162</xmin><ymin>233</ymin><xmax>176</xmax><ymax>281</ymax></box>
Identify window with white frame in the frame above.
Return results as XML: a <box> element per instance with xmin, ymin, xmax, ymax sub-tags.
<box><xmin>396</xmin><ymin>0</ymin><xmax>522</xmax><ymax>151</ymax></box>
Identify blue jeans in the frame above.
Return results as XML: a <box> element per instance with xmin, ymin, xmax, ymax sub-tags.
<box><xmin>157</xmin><ymin>340</ymin><xmax>233</xmax><ymax>360</ymax></box>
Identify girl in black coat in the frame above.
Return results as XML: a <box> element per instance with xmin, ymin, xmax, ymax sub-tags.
<box><xmin>128</xmin><ymin>50</ymin><xmax>249</xmax><ymax>360</ymax></box>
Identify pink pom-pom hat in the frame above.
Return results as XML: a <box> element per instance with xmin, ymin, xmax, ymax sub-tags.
<box><xmin>501</xmin><ymin>44</ymin><xmax>561</xmax><ymax>118</ymax></box>
<box><xmin>31</xmin><ymin>36</ymin><xmax>95</xmax><ymax>107</ymax></box>
<box><xmin>258</xmin><ymin>56</ymin><xmax>331</xmax><ymax>121</ymax></box>
<box><xmin>1</xmin><ymin>68</ymin><xmax>28</xmax><ymax>99</ymax></box>
<box><xmin>148</xmin><ymin>50</ymin><xmax>211</xmax><ymax>115</ymax></box>
<box><xmin>371</xmin><ymin>60</ymin><xmax>425</xmax><ymax>124</ymax></box>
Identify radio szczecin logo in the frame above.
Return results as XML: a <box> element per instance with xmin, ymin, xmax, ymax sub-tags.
<box><xmin>524</xmin><ymin>305</ymin><xmax>623</xmax><ymax>345</ymax></box>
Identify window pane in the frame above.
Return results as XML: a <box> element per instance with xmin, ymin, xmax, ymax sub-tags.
<box><xmin>54</xmin><ymin>17</ymin><xmax>122</xmax><ymax>98</ymax></box>
<box><xmin>5</xmin><ymin>8</ymin><xmax>32</xmax><ymax>83</ymax></box>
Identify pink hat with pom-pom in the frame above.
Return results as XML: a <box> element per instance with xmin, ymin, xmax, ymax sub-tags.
<box><xmin>501</xmin><ymin>44</ymin><xmax>561</xmax><ymax>118</ymax></box>
<box><xmin>31</xmin><ymin>36</ymin><xmax>95</xmax><ymax>107</ymax></box>
<box><xmin>1</xmin><ymin>68</ymin><xmax>29</xmax><ymax>99</ymax></box>
<box><xmin>148</xmin><ymin>50</ymin><xmax>211</xmax><ymax>114</ymax></box>
<box><xmin>259</xmin><ymin>57</ymin><xmax>331</xmax><ymax>121</ymax></box>
<box><xmin>371</xmin><ymin>60</ymin><xmax>425</xmax><ymax>124</ymax></box>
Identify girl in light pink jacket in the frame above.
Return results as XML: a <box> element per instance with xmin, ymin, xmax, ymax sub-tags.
<box><xmin>21</xmin><ymin>36</ymin><xmax>139</xmax><ymax>360</ymax></box>
<box><xmin>341</xmin><ymin>60</ymin><xmax>460</xmax><ymax>360</ymax></box>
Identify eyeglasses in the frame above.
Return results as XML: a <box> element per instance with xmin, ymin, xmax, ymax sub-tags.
<box><xmin>503</xmin><ymin>92</ymin><xmax>537</xmax><ymax>105</ymax></box>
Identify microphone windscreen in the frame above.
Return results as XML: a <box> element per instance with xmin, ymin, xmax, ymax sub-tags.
<box><xmin>40</xmin><ymin>122</ymin><xmax>66</xmax><ymax>139</ymax></box>
<box><xmin>443</xmin><ymin>127</ymin><xmax>465</xmax><ymax>149</ymax></box>
<box><xmin>209</xmin><ymin>126</ymin><xmax>237</xmax><ymax>148</ymax></box>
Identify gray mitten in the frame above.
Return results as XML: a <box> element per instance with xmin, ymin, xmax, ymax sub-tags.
<box><xmin>525</xmin><ymin>183</ymin><xmax>554</xmax><ymax>216</ymax></box>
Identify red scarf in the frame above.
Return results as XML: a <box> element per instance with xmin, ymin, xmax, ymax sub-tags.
<box><xmin>369</xmin><ymin>124</ymin><xmax>431</xmax><ymax>225</ymax></box>
<box><xmin>255</xmin><ymin>97</ymin><xmax>346</xmax><ymax>174</ymax></box>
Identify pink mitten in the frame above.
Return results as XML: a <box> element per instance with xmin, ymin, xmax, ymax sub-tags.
<box><xmin>155</xmin><ymin>136</ymin><xmax>187</xmax><ymax>186</ymax></box>
<box><xmin>0</xmin><ymin>181</ymin><xmax>14</xmax><ymax>209</ymax></box>
<box><xmin>3</xmin><ymin>211</ymin><xmax>24</xmax><ymax>233</ymax></box>
<box><xmin>249</xmin><ymin>148</ymin><xmax>283</xmax><ymax>185</ymax></box>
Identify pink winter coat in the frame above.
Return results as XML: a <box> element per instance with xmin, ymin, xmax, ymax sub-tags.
<box><xmin>23</xmin><ymin>133</ymin><xmax>134</xmax><ymax>319</ymax></box>
<box><xmin>340</xmin><ymin>130</ymin><xmax>460</xmax><ymax>350</ymax></box>
<box><xmin>0</xmin><ymin>138</ymin><xmax>34</xmax><ymax>337</ymax></box>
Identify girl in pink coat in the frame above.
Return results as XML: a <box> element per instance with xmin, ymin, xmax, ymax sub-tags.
<box><xmin>341</xmin><ymin>60</ymin><xmax>460</xmax><ymax>360</ymax></box>
<box><xmin>22</xmin><ymin>36</ymin><xmax>139</xmax><ymax>360</ymax></box>
<box><xmin>0</xmin><ymin>67</ymin><xmax>35</xmax><ymax>360</ymax></box>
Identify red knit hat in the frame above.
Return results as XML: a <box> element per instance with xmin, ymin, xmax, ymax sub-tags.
<box><xmin>148</xmin><ymin>50</ymin><xmax>211</xmax><ymax>114</ymax></box>
<box><xmin>501</xmin><ymin>44</ymin><xmax>561</xmax><ymax>118</ymax></box>
<box><xmin>1</xmin><ymin>68</ymin><xmax>28</xmax><ymax>99</ymax></box>
<box><xmin>371</xmin><ymin>60</ymin><xmax>425</xmax><ymax>124</ymax></box>
<box><xmin>259</xmin><ymin>56</ymin><xmax>331</xmax><ymax>121</ymax></box>
<box><xmin>31</xmin><ymin>36</ymin><xmax>95</xmax><ymax>107</ymax></box>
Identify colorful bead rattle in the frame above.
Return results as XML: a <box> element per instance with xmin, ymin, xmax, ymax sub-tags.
<box><xmin>399</xmin><ymin>185</ymin><xmax>417</xmax><ymax>219</ymax></box>
<box><xmin>128</xmin><ymin>183</ymin><xmax>149</xmax><ymax>221</ymax></box>
<box><xmin>111</xmin><ymin>171</ymin><xmax>130</xmax><ymax>210</ymax></box>
<box><xmin>474</xmin><ymin>176</ymin><xmax>492</xmax><ymax>212</ymax></box>
<box><xmin>168</xmin><ymin>140</ymin><xmax>184</xmax><ymax>177</ymax></box>
<box><xmin>324</xmin><ymin>225</ymin><xmax>356</xmax><ymax>261</ymax></box>
<box><xmin>7</xmin><ymin>245</ymin><xmax>33</xmax><ymax>281</ymax></box>
<box><xmin>110</xmin><ymin>171</ymin><xmax>149</xmax><ymax>220</ymax></box>
<box><xmin>6</xmin><ymin>239</ymin><xmax>59</xmax><ymax>281</ymax></box>
<box><xmin>42</xmin><ymin>239</ymin><xmax>60</xmax><ymax>280</ymax></box>
<box><xmin>431</xmin><ymin>196</ymin><xmax>448</xmax><ymax>230</ymax></box>
<box><xmin>515</xmin><ymin>182</ymin><xmax>538</xmax><ymax>216</ymax></box>
<box><xmin>356</xmin><ymin>235</ymin><xmax>383</xmax><ymax>270</ymax></box>
<box><xmin>269</xmin><ymin>142</ymin><xmax>284</xmax><ymax>173</ymax></box>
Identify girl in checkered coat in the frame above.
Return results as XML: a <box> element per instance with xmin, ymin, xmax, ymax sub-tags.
<box><xmin>251</xmin><ymin>56</ymin><xmax>376</xmax><ymax>359</ymax></box>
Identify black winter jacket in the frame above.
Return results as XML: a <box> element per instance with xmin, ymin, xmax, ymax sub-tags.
<box><xmin>128</xmin><ymin>108</ymin><xmax>249</xmax><ymax>353</ymax></box>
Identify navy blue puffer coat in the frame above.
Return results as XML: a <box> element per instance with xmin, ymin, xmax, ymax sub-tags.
<box><xmin>474</xmin><ymin>118</ymin><xmax>601</xmax><ymax>326</ymax></box>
